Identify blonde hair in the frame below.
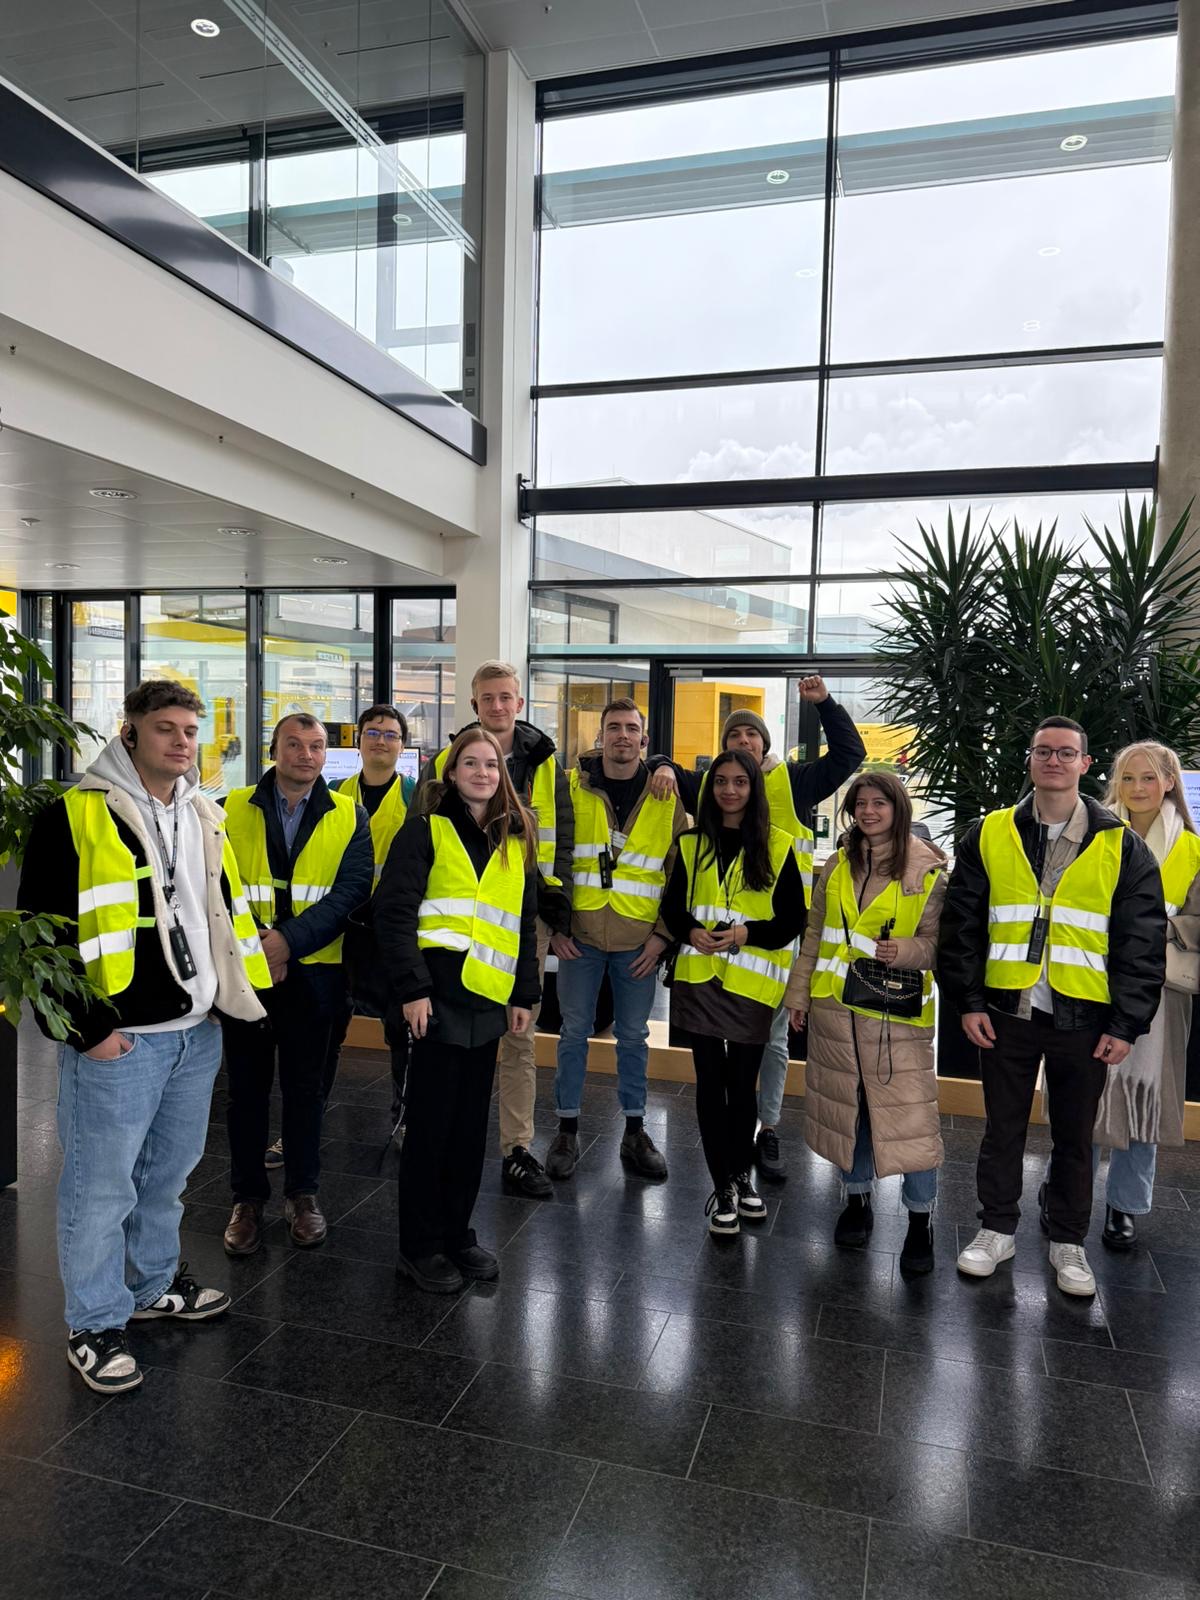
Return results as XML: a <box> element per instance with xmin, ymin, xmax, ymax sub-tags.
<box><xmin>471</xmin><ymin>660</ymin><xmax>521</xmax><ymax>695</ymax></box>
<box><xmin>1104</xmin><ymin>741</ymin><xmax>1197</xmax><ymax>834</ymax></box>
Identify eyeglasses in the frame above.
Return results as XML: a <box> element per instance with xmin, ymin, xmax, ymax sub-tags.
<box><xmin>361</xmin><ymin>729</ymin><xmax>402</xmax><ymax>744</ymax></box>
<box><xmin>1027</xmin><ymin>746</ymin><xmax>1084</xmax><ymax>763</ymax></box>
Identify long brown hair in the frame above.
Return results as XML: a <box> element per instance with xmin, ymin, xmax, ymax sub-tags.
<box><xmin>427</xmin><ymin>728</ymin><xmax>536</xmax><ymax>869</ymax></box>
<box><xmin>841</xmin><ymin>771</ymin><xmax>913</xmax><ymax>882</ymax></box>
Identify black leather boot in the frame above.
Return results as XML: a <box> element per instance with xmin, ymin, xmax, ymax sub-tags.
<box><xmin>834</xmin><ymin>1193</ymin><xmax>873</xmax><ymax>1248</ymax></box>
<box><xmin>1102</xmin><ymin>1204</ymin><xmax>1136</xmax><ymax>1251</ymax></box>
<box><xmin>899</xmin><ymin>1210</ymin><xmax>935</xmax><ymax>1275</ymax></box>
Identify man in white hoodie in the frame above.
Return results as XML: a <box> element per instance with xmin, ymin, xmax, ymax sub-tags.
<box><xmin>18</xmin><ymin>681</ymin><xmax>270</xmax><ymax>1394</ymax></box>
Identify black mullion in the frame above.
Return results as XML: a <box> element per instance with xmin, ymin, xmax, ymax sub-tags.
<box><xmin>534</xmin><ymin>365</ymin><xmax>822</xmax><ymax>400</ymax></box>
<box><xmin>813</xmin><ymin>51</ymin><xmax>839</xmax><ymax>482</ymax></box>
<box><xmin>246</xmin><ymin>125</ymin><xmax>265</xmax><ymax>261</ymax></box>
<box><xmin>373</xmin><ymin>589</ymin><xmax>391</xmax><ymax>712</ymax></box>
<box><xmin>246</xmin><ymin>589</ymin><xmax>264</xmax><ymax>785</ymax></box>
<box><xmin>125</xmin><ymin>592</ymin><xmax>140</xmax><ymax>695</ymax></box>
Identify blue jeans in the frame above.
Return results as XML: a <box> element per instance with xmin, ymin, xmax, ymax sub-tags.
<box><xmin>842</xmin><ymin>1096</ymin><xmax>938</xmax><ymax>1213</ymax></box>
<box><xmin>56</xmin><ymin>1020</ymin><xmax>222</xmax><ymax>1332</ymax></box>
<box><xmin>554</xmin><ymin>941</ymin><xmax>657</xmax><ymax>1118</ymax></box>
<box><xmin>1101</xmin><ymin>1141</ymin><xmax>1157</xmax><ymax>1215</ymax></box>
<box><xmin>757</xmin><ymin>1004</ymin><xmax>791</xmax><ymax>1127</ymax></box>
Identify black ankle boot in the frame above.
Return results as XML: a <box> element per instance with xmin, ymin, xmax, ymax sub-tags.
<box><xmin>899</xmin><ymin>1210</ymin><xmax>935</xmax><ymax>1275</ymax></box>
<box><xmin>834</xmin><ymin>1193</ymin><xmax>873</xmax><ymax>1248</ymax></box>
<box><xmin>1102</xmin><ymin>1204</ymin><xmax>1136</xmax><ymax>1252</ymax></box>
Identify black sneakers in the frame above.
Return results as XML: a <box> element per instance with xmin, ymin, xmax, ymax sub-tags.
<box><xmin>733</xmin><ymin>1173</ymin><xmax>767</xmax><ymax>1222</ymax></box>
<box><xmin>705</xmin><ymin>1187</ymin><xmax>739</xmax><ymax>1236</ymax></box>
<box><xmin>502</xmin><ymin>1146</ymin><xmax>553</xmax><ymax>1198</ymax></box>
<box><xmin>67</xmin><ymin>1328</ymin><xmax>143</xmax><ymax>1394</ymax></box>
<box><xmin>131</xmin><ymin>1262</ymin><xmax>231</xmax><ymax>1321</ymax></box>
<box><xmin>755</xmin><ymin>1126</ymin><xmax>787</xmax><ymax>1183</ymax></box>
<box><xmin>620</xmin><ymin>1127</ymin><xmax>668</xmax><ymax>1180</ymax></box>
<box><xmin>834</xmin><ymin>1193</ymin><xmax>874</xmax><ymax>1248</ymax></box>
<box><xmin>899</xmin><ymin>1211</ymin><xmax>935</xmax><ymax>1275</ymax></box>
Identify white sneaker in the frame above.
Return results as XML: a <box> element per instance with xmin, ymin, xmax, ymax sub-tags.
<box><xmin>1049</xmin><ymin>1241</ymin><xmax>1096</xmax><ymax>1297</ymax></box>
<box><xmin>705</xmin><ymin>1187</ymin><xmax>739</xmax><ymax>1236</ymax></box>
<box><xmin>956</xmin><ymin>1228</ymin><xmax>1016</xmax><ymax>1277</ymax></box>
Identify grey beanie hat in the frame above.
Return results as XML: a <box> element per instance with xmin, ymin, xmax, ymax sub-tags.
<box><xmin>721</xmin><ymin>708</ymin><xmax>771</xmax><ymax>753</ymax></box>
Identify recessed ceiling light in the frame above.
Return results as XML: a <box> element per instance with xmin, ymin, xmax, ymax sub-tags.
<box><xmin>392</xmin><ymin>213</ymin><xmax>414</xmax><ymax>228</ymax></box>
<box><xmin>1023</xmin><ymin>319</ymin><xmax>1041</xmax><ymax>331</ymax></box>
<box><xmin>45</xmin><ymin>561</ymin><xmax>79</xmax><ymax>570</ymax></box>
<box><xmin>19</xmin><ymin>517</ymin><xmax>39</xmax><ymax>527</ymax></box>
<box><xmin>1037</xmin><ymin>245</ymin><xmax>1061</xmax><ymax>257</ymax></box>
<box><xmin>190</xmin><ymin>17</ymin><xmax>220</xmax><ymax>36</ymax></box>
<box><xmin>89</xmin><ymin>486</ymin><xmax>138</xmax><ymax>501</ymax></box>
<box><xmin>218</xmin><ymin>525</ymin><xmax>259</xmax><ymax>538</ymax></box>
<box><xmin>1060</xmin><ymin>134</ymin><xmax>1088</xmax><ymax>152</ymax></box>
<box><xmin>795</xmin><ymin>268</ymin><xmax>818</xmax><ymax>279</ymax></box>
<box><xmin>766</xmin><ymin>169</ymin><xmax>790</xmax><ymax>186</ymax></box>
<box><xmin>312</xmin><ymin>555</ymin><xmax>348</xmax><ymax>565</ymax></box>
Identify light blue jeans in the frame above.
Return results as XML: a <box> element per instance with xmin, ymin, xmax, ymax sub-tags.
<box><xmin>1041</xmin><ymin>1142</ymin><xmax>1159</xmax><ymax>1217</ymax></box>
<box><xmin>56</xmin><ymin>1019</ymin><xmax>222</xmax><ymax>1332</ymax></box>
<box><xmin>554</xmin><ymin>941</ymin><xmax>657</xmax><ymax>1118</ymax></box>
<box><xmin>757</xmin><ymin>1003</ymin><xmax>791</xmax><ymax>1127</ymax></box>
<box><xmin>843</xmin><ymin>1096</ymin><xmax>938</xmax><ymax>1213</ymax></box>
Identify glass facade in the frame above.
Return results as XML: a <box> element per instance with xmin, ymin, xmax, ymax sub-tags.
<box><xmin>141</xmin><ymin>594</ymin><xmax>249</xmax><ymax>796</ymax></box>
<box><xmin>529</xmin><ymin>11</ymin><xmax>1175</xmax><ymax>770</ymax></box>
<box><xmin>0</xmin><ymin>2</ymin><xmax>484</xmax><ymax>409</ymax></box>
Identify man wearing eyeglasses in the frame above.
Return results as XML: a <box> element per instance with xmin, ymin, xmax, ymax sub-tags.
<box><xmin>938</xmin><ymin>716</ymin><xmax>1164</xmax><ymax>1297</ymax></box>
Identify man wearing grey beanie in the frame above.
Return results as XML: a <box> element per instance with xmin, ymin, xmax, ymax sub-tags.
<box><xmin>648</xmin><ymin>676</ymin><xmax>865</xmax><ymax>1180</ymax></box>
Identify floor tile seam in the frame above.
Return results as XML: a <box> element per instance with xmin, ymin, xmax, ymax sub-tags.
<box><xmin>267</xmin><ymin>1409</ymin><xmax>363</xmax><ymax>1522</ymax></box>
<box><xmin>222</xmin><ymin>1252</ymin><xmax>297</xmax><ymax>1313</ymax></box>
<box><xmin>549</xmin><ymin>1460</ymin><xmax>601</xmax><ymax>1571</ymax></box>
<box><xmin>436</xmin><ymin>1349</ymin><xmax>647</xmax><ymax>1393</ymax></box>
<box><xmin>231</xmin><ymin>1305</ymin><xmax>480</xmax><ymax>1360</ymax></box>
<box><xmin>683</xmin><ymin>1403</ymin><xmax>712</xmax><ymax>1481</ymax></box>
<box><xmin>875</xmin><ymin>1422</ymin><xmax>1159</xmax><ymax>1488</ymax></box>
<box><xmin>4</xmin><ymin>1450</ymin><xmax>185</xmax><ymax>1505</ymax></box>
<box><xmin>809</xmin><ymin>1324</ymin><xmax>1046</xmax><ymax>1376</ymax></box>
<box><xmin>925</xmin><ymin>1521</ymin><xmax>1200</xmax><ymax>1588</ymax></box>
<box><xmin>639</xmin><ymin>1387</ymin><xmax>886</xmax><ymax>1441</ymax></box>
<box><xmin>433</xmin><ymin>1358</ymin><xmax>487</xmax><ymax>1428</ymax></box>
<box><xmin>34</xmin><ymin>1388</ymin><xmax>119</xmax><ymax>1457</ymax></box>
<box><xmin>961</xmin><ymin>1444</ymin><xmax>1191</xmax><ymax>1497</ymax></box>
<box><xmin>1125</xmin><ymin>1387</ymin><xmax>1156</xmax><ymax>1488</ymax></box>
<box><xmin>416</xmin><ymin>1563</ymin><xmax>446</xmax><ymax>1600</ymax></box>
<box><xmin>119</xmin><ymin>1495</ymin><xmax>184</xmax><ymax>1566</ymax></box>
<box><xmin>876</xmin><ymin>1348</ymin><xmax>886</xmax><ymax>1435</ymax></box>
<box><xmin>860</xmin><ymin>1516</ymin><xmax>872</xmax><ymax>1600</ymax></box>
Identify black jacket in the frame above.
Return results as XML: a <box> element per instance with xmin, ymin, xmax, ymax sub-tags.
<box><xmin>415</xmin><ymin>719</ymin><xmax>573</xmax><ymax>933</ymax></box>
<box><xmin>937</xmin><ymin>794</ymin><xmax>1165</xmax><ymax>1041</ymax></box>
<box><xmin>661</xmin><ymin>829</ymin><xmax>808</xmax><ymax>951</ymax></box>
<box><xmin>373</xmin><ymin>787</ymin><xmax>540</xmax><ymax>1047</ymax></box>
<box><xmin>649</xmin><ymin>696</ymin><xmax>866</xmax><ymax>821</ymax></box>
<box><xmin>226</xmin><ymin>769</ymin><xmax>374</xmax><ymax>964</ymax></box>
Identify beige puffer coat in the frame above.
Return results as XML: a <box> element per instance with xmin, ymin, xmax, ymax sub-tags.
<box><xmin>784</xmin><ymin>834</ymin><xmax>947</xmax><ymax>1179</ymax></box>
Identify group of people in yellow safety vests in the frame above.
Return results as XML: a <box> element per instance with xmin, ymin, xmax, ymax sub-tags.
<box><xmin>17</xmin><ymin>662</ymin><xmax>1197</xmax><ymax>1393</ymax></box>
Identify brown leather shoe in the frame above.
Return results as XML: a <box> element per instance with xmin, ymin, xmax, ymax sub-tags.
<box><xmin>223</xmin><ymin>1202</ymin><xmax>263</xmax><ymax>1257</ymax></box>
<box><xmin>285</xmin><ymin>1193</ymin><xmax>327</xmax><ymax>1248</ymax></box>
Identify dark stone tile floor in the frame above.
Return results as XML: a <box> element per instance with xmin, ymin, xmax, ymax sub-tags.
<box><xmin>3</xmin><ymin>1025</ymin><xmax>1200</xmax><ymax>1597</ymax></box>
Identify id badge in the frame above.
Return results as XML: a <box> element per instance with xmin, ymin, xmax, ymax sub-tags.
<box><xmin>598</xmin><ymin>848</ymin><xmax>615</xmax><ymax>890</ymax></box>
<box><xmin>170</xmin><ymin>923</ymin><xmax>198</xmax><ymax>980</ymax></box>
<box><xmin>1026</xmin><ymin>914</ymin><xmax>1048</xmax><ymax>966</ymax></box>
<box><xmin>611</xmin><ymin>830</ymin><xmax>628</xmax><ymax>850</ymax></box>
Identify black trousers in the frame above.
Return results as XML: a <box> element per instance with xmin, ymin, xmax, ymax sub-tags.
<box><xmin>223</xmin><ymin>975</ymin><xmax>334</xmax><ymax>1203</ymax></box>
<box><xmin>396</xmin><ymin>1034</ymin><xmax>498</xmax><ymax>1259</ymax></box>
<box><xmin>977</xmin><ymin>1008</ymin><xmax>1107</xmax><ymax>1245</ymax></box>
<box><xmin>687</xmin><ymin>1033</ymin><xmax>765</xmax><ymax>1189</ymax></box>
<box><xmin>319</xmin><ymin>993</ymin><xmax>356</xmax><ymax>1103</ymax></box>
<box><xmin>320</xmin><ymin>998</ymin><xmax>408</xmax><ymax>1126</ymax></box>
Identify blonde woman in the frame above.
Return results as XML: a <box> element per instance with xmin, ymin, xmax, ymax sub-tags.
<box><xmin>1086</xmin><ymin>743</ymin><xmax>1200</xmax><ymax>1248</ymax></box>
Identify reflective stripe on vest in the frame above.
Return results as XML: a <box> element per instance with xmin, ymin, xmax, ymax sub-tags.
<box><xmin>63</xmin><ymin>788</ymin><xmax>271</xmax><ymax>996</ymax></box>
<box><xmin>223</xmin><ymin>786</ymin><xmax>357</xmax><ymax>965</ymax></box>
<box><xmin>673</xmin><ymin>827</ymin><xmax>796</xmax><ymax>1009</ymax></box>
<box><xmin>417</xmin><ymin>816</ymin><xmax>527</xmax><ymax>1003</ymax></box>
<box><xmin>434</xmin><ymin>741</ymin><xmax>561</xmax><ymax>887</ymax></box>
<box><xmin>569</xmin><ymin>770</ymin><xmax>676</xmax><ymax>924</ymax></box>
<box><xmin>339</xmin><ymin>773</ymin><xmax>408</xmax><ymax>885</ymax></box>
<box><xmin>1160</xmin><ymin>829</ymin><xmax>1200</xmax><ymax>918</ymax></box>
<box><xmin>979</xmin><ymin>807</ymin><xmax>1122</xmax><ymax>1003</ymax></box>
<box><xmin>809</xmin><ymin>848</ymin><xmax>940</xmax><ymax>1026</ymax></box>
<box><xmin>700</xmin><ymin>761</ymin><xmax>815</xmax><ymax>890</ymax></box>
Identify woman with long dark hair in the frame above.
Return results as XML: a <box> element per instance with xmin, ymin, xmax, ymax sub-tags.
<box><xmin>661</xmin><ymin>749</ymin><xmax>806</xmax><ymax>1235</ymax></box>
<box><xmin>785</xmin><ymin>772</ymin><xmax>946</xmax><ymax>1274</ymax></box>
<box><xmin>373</xmin><ymin>729</ymin><xmax>540</xmax><ymax>1292</ymax></box>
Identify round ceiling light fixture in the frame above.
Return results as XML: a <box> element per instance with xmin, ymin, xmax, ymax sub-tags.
<box><xmin>45</xmin><ymin>561</ymin><xmax>79</xmax><ymax>570</ymax></box>
<box><xmin>89</xmin><ymin>486</ymin><xmax>138</xmax><ymax>501</ymax></box>
<box><xmin>1060</xmin><ymin>134</ymin><xmax>1088</xmax><ymax>152</ymax></box>
<box><xmin>190</xmin><ymin>18</ymin><xmax>220</xmax><ymax>37</ymax></box>
<box><xmin>312</xmin><ymin>555</ymin><xmax>348</xmax><ymax>565</ymax></box>
<box><xmin>20</xmin><ymin>517</ymin><xmax>39</xmax><ymax>528</ymax></box>
<box><xmin>1023</xmin><ymin>319</ymin><xmax>1041</xmax><ymax>332</ymax></box>
<box><xmin>218</xmin><ymin>525</ymin><xmax>259</xmax><ymax>538</ymax></box>
<box><xmin>795</xmin><ymin>267</ymin><xmax>818</xmax><ymax>279</ymax></box>
<box><xmin>392</xmin><ymin>213</ymin><xmax>414</xmax><ymax>228</ymax></box>
<box><xmin>765</xmin><ymin>169</ymin><xmax>790</xmax><ymax>186</ymax></box>
<box><xmin>1037</xmin><ymin>245</ymin><xmax>1062</xmax><ymax>257</ymax></box>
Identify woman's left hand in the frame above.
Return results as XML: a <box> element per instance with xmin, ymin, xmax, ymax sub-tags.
<box><xmin>710</xmin><ymin>924</ymin><xmax>748</xmax><ymax>952</ymax></box>
<box><xmin>508</xmin><ymin>1007</ymin><xmax>533</xmax><ymax>1035</ymax></box>
<box><xmin>874</xmin><ymin>938</ymin><xmax>899</xmax><ymax>966</ymax></box>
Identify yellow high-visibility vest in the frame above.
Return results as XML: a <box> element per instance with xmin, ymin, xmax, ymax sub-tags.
<box><xmin>63</xmin><ymin>788</ymin><xmax>271</xmax><ymax>995</ymax></box>
<box><xmin>673</xmin><ymin>827</ymin><xmax>796</xmax><ymax>1009</ymax></box>
<box><xmin>1160</xmin><ymin>829</ymin><xmax>1200</xmax><ymax>918</ymax></box>
<box><xmin>417</xmin><ymin>816</ymin><xmax>527</xmax><ymax>1003</ymax></box>
<box><xmin>569</xmin><ymin>770</ymin><xmax>676</xmax><ymax>925</ymax></box>
<box><xmin>339</xmin><ymin>773</ymin><xmax>408</xmax><ymax>887</ymax></box>
<box><xmin>810</xmin><ymin>848</ymin><xmax>940</xmax><ymax>1026</ymax></box>
<box><xmin>700</xmin><ymin>761</ymin><xmax>815</xmax><ymax>892</ymax></box>
<box><xmin>434</xmin><ymin>741</ymin><xmax>561</xmax><ymax>886</ymax></box>
<box><xmin>223</xmin><ymin>786</ymin><xmax>357</xmax><ymax>965</ymax></box>
<box><xmin>979</xmin><ymin>807</ymin><xmax>1122</xmax><ymax>1003</ymax></box>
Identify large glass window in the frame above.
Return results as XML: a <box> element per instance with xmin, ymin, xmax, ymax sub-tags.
<box><xmin>262</xmin><ymin>594</ymin><xmax>375</xmax><ymax>764</ymax></box>
<box><xmin>392</xmin><ymin>596</ymin><xmax>456</xmax><ymax>760</ymax></box>
<box><xmin>70</xmin><ymin>599</ymin><xmax>126</xmax><ymax>771</ymax></box>
<box><xmin>532</xmin><ymin>581</ymin><xmax>810</xmax><ymax>652</ymax></box>
<box><xmin>528</xmin><ymin>665</ymin><xmax>649</xmax><ymax>767</ymax></box>
<box><xmin>140</xmin><ymin>594</ymin><xmax>248</xmax><ymax>796</ymax></box>
<box><xmin>534</xmin><ymin>506</ymin><xmax>815</xmax><ymax>582</ymax></box>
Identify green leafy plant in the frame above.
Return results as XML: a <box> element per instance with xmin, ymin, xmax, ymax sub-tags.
<box><xmin>872</xmin><ymin>497</ymin><xmax>1200</xmax><ymax>841</ymax></box>
<box><xmin>0</xmin><ymin>623</ymin><xmax>106</xmax><ymax>1039</ymax></box>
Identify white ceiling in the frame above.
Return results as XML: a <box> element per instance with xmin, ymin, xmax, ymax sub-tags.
<box><xmin>0</xmin><ymin>429</ymin><xmax>436</xmax><ymax>591</ymax></box>
<box><xmin>450</xmin><ymin>0</ymin><xmax>1058</xmax><ymax>80</ymax></box>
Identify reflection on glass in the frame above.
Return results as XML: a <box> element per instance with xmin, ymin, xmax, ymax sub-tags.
<box><xmin>140</xmin><ymin>594</ymin><xmax>248</xmax><ymax>796</ymax></box>
<box><xmin>537</xmin><ymin>383</ymin><xmax>819</xmax><ymax>487</ymax></box>
<box><xmin>531</xmin><ymin>581</ymin><xmax>810</xmax><ymax>650</ymax></box>
<box><xmin>540</xmin><ymin>82</ymin><xmax>828</xmax><ymax>383</ymax></box>
<box><xmin>811</xmin><ymin>675</ymin><xmax>945</xmax><ymax>849</ymax></box>
<box><xmin>534</xmin><ymin>506</ymin><xmax>815</xmax><ymax>581</ymax></box>
<box><xmin>263</xmin><ymin>593</ymin><xmax>374</xmax><ymax>764</ymax></box>
<box><xmin>825</xmin><ymin>359</ymin><xmax>1161</xmax><ymax>475</ymax></box>
<box><xmin>814</xmin><ymin>580</ymin><xmax>908</xmax><ymax>652</ymax></box>
<box><xmin>393</xmin><ymin>596</ymin><xmax>456</xmax><ymax>759</ymax></box>
<box><xmin>145</xmin><ymin>162</ymin><xmax>251</xmax><ymax>252</ymax></box>
<box><xmin>831</xmin><ymin>36</ymin><xmax>1176</xmax><ymax>360</ymax></box>
<box><xmin>529</xmin><ymin>666</ymin><xmax>647</xmax><ymax>767</ymax></box>
<box><xmin>70</xmin><ymin>600</ymin><xmax>125</xmax><ymax>771</ymax></box>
